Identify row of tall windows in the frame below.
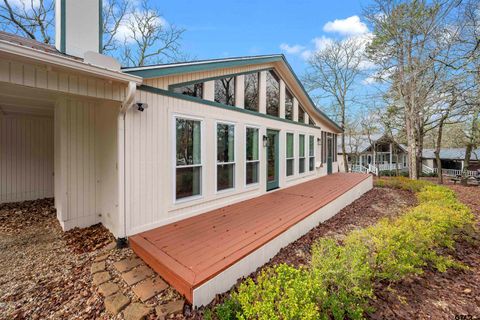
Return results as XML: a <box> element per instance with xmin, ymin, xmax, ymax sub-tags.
<box><xmin>175</xmin><ymin>117</ymin><xmax>317</xmax><ymax>201</ymax></box>
<box><xmin>172</xmin><ymin>71</ymin><xmax>315</xmax><ymax>126</ymax></box>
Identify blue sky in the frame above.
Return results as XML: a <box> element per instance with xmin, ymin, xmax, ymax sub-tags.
<box><xmin>158</xmin><ymin>0</ymin><xmax>370</xmax><ymax>75</ymax></box>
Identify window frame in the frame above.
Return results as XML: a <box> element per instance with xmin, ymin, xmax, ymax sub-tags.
<box><xmin>215</xmin><ymin>120</ymin><xmax>237</xmax><ymax>193</ymax></box>
<box><xmin>309</xmin><ymin>135</ymin><xmax>315</xmax><ymax>172</ymax></box>
<box><xmin>286</xmin><ymin>132</ymin><xmax>295</xmax><ymax>177</ymax></box>
<box><xmin>285</xmin><ymin>89</ymin><xmax>294</xmax><ymax>121</ymax></box>
<box><xmin>173</xmin><ymin>114</ymin><xmax>204</xmax><ymax>204</ymax></box>
<box><xmin>266</xmin><ymin>70</ymin><xmax>280</xmax><ymax>117</ymax></box>
<box><xmin>214</xmin><ymin>77</ymin><xmax>236</xmax><ymax>106</ymax></box>
<box><xmin>299</xmin><ymin>134</ymin><xmax>306</xmax><ymax>174</ymax></box>
<box><xmin>244</xmin><ymin>72</ymin><xmax>260</xmax><ymax>112</ymax></box>
<box><xmin>245</xmin><ymin>125</ymin><xmax>261</xmax><ymax>187</ymax></box>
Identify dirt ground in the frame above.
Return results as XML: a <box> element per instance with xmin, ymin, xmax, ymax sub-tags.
<box><xmin>0</xmin><ymin>198</ymin><xmax>112</xmax><ymax>320</ymax></box>
<box><xmin>1</xmin><ymin>182</ymin><xmax>478</xmax><ymax>320</ymax></box>
<box><xmin>367</xmin><ymin>181</ymin><xmax>480</xmax><ymax>320</ymax></box>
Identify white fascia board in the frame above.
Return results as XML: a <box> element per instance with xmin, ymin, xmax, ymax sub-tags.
<box><xmin>0</xmin><ymin>40</ymin><xmax>142</xmax><ymax>85</ymax></box>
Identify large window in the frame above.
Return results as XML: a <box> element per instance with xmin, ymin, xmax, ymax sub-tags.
<box><xmin>244</xmin><ymin>72</ymin><xmax>259</xmax><ymax>111</ymax></box>
<box><xmin>215</xmin><ymin>77</ymin><xmax>235</xmax><ymax>106</ymax></box>
<box><xmin>309</xmin><ymin>135</ymin><xmax>315</xmax><ymax>171</ymax></box>
<box><xmin>286</xmin><ymin>133</ymin><xmax>294</xmax><ymax>176</ymax></box>
<box><xmin>217</xmin><ymin>123</ymin><xmax>235</xmax><ymax>191</ymax></box>
<box><xmin>298</xmin><ymin>105</ymin><xmax>305</xmax><ymax>123</ymax></box>
<box><xmin>309</xmin><ymin>117</ymin><xmax>315</xmax><ymax>126</ymax></box>
<box><xmin>173</xmin><ymin>83</ymin><xmax>203</xmax><ymax>98</ymax></box>
<box><xmin>175</xmin><ymin>118</ymin><xmax>202</xmax><ymax>200</ymax></box>
<box><xmin>299</xmin><ymin>134</ymin><xmax>305</xmax><ymax>174</ymax></box>
<box><xmin>245</xmin><ymin>127</ymin><xmax>259</xmax><ymax>185</ymax></box>
<box><xmin>285</xmin><ymin>89</ymin><xmax>294</xmax><ymax>121</ymax></box>
<box><xmin>266</xmin><ymin>70</ymin><xmax>280</xmax><ymax>117</ymax></box>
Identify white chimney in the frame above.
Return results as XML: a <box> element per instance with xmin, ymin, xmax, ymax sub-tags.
<box><xmin>55</xmin><ymin>0</ymin><xmax>101</xmax><ymax>58</ymax></box>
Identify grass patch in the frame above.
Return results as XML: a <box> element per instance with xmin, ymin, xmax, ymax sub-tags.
<box><xmin>210</xmin><ymin>179</ymin><xmax>475</xmax><ymax>319</ymax></box>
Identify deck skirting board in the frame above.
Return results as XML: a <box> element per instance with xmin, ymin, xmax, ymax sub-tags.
<box><xmin>192</xmin><ymin>175</ymin><xmax>372</xmax><ymax>307</ymax></box>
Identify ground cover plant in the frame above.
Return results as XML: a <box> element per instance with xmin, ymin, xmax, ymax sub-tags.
<box><xmin>210</xmin><ymin>178</ymin><xmax>476</xmax><ymax>320</ymax></box>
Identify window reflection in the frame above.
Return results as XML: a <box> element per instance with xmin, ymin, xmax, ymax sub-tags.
<box><xmin>215</xmin><ymin>77</ymin><xmax>235</xmax><ymax>106</ymax></box>
<box><xmin>266</xmin><ymin>70</ymin><xmax>280</xmax><ymax>117</ymax></box>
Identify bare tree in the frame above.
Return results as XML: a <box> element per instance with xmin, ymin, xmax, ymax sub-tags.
<box><xmin>0</xmin><ymin>0</ymin><xmax>54</xmax><ymax>43</ymax></box>
<box><xmin>364</xmin><ymin>0</ymin><xmax>460</xmax><ymax>179</ymax></box>
<box><xmin>303</xmin><ymin>37</ymin><xmax>366</xmax><ymax>173</ymax></box>
<box><xmin>120</xmin><ymin>0</ymin><xmax>184</xmax><ymax>67</ymax></box>
<box><xmin>0</xmin><ymin>0</ymin><xmax>186</xmax><ymax>66</ymax></box>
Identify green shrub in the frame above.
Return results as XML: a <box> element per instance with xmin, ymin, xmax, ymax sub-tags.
<box><xmin>232</xmin><ymin>264</ymin><xmax>320</xmax><ymax>320</ymax></box>
<box><xmin>216</xmin><ymin>181</ymin><xmax>474</xmax><ymax>320</ymax></box>
<box><xmin>311</xmin><ymin>238</ymin><xmax>373</xmax><ymax>320</ymax></box>
<box><xmin>374</xmin><ymin>176</ymin><xmax>431</xmax><ymax>192</ymax></box>
<box><xmin>215</xmin><ymin>297</ymin><xmax>241</xmax><ymax>320</ymax></box>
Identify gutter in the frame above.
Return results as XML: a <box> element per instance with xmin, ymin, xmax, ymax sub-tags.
<box><xmin>117</xmin><ymin>81</ymin><xmax>137</xmax><ymax>244</ymax></box>
<box><xmin>0</xmin><ymin>40</ymin><xmax>142</xmax><ymax>85</ymax></box>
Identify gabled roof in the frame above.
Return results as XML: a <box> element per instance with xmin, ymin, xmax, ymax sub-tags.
<box><xmin>123</xmin><ymin>54</ymin><xmax>342</xmax><ymax>132</ymax></box>
<box><xmin>422</xmin><ymin>148</ymin><xmax>480</xmax><ymax>161</ymax></box>
<box><xmin>0</xmin><ymin>31</ymin><xmax>81</xmax><ymax>60</ymax></box>
<box><xmin>338</xmin><ymin>133</ymin><xmax>408</xmax><ymax>154</ymax></box>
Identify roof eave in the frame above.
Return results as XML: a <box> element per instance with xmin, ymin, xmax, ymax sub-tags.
<box><xmin>0</xmin><ymin>40</ymin><xmax>142</xmax><ymax>85</ymax></box>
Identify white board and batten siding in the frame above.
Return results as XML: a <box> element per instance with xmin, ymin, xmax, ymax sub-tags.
<box><xmin>125</xmin><ymin>63</ymin><xmax>339</xmax><ymax>236</ymax></box>
<box><xmin>0</xmin><ymin>58</ymin><xmax>127</xmax><ymax>102</ymax></box>
<box><xmin>0</xmin><ymin>114</ymin><xmax>54</xmax><ymax>203</ymax></box>
<box><xmin>54</xmin><ymin>98</ymin><xmax>120</xmax><ymax>235</ymax></box>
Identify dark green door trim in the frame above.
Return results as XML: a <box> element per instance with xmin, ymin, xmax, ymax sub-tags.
<box><xmin>266</xmin><ymin>129</ymin><xmax>280</xmax><ymax>191</ymax></box>
<box><xmin>327</xmin><ymin>136</ymin><xmax>333</xmax><ymax>174</ymax></box>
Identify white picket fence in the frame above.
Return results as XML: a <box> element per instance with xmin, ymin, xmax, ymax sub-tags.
<box><xmin>433</xmin><ymin>168</ymin><xmax>477</xmax><ymax>177</ymax></box>
<box><xmin>350</xmin><ymin>165</ymin><xmax>369</xmax><ymax>173</ymax></box>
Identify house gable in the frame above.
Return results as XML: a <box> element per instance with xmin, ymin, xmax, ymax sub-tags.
<box><xmin>123</xmin><ymin>55</ymin><xmax>342</xmax><ymax>133</ymax></box>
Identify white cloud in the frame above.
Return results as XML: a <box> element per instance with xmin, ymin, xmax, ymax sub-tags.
<box><xmin>312</xmin><ymin>36</ymin><xmax>334</xmax><ymax>51</ymax></box>
<box><xmin>323</xmin><ymin>15</ymin><xmax>369</xmax><ymax>36</ymax></box>
<box><xmin>114</xmin><ymin>11</ymin><xmax>167</xmax><ymax>43</ymax></box>
<box><xmin>280</xmin><ymin>43</ymin><xmax>305</xmax><ymax>54</ymax></box>
<box><xmin>300</xmin><ymin>49</ymin><xmax>313</xmax><ymax>60</ymax></box>
<box><xmin>7</xmin><ymin>0</ymin><xmax>40</xmax><ymax>10</ymax></box>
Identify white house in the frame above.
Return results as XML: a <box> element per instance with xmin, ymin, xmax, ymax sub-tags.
<box><xmin>0</xmin><ymin>0</ymin><xmax>372</xmax><ymax>306</ymax></box>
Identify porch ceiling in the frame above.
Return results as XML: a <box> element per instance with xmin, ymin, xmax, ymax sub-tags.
<box><xmin>0</xmin><ymin>83</ymin><xmax>56</xmax><ymax>117</ymax></box>
<box><xmin>130</xmin><ymin>173</ymin><xmax>371</xmax><ymax>304</ymax></box>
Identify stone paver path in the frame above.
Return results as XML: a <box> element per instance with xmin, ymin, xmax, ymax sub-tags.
<box><xmin>90</xmin><ymin>245</ymin><xmax>184</xmax><ymax>319</ymax></box>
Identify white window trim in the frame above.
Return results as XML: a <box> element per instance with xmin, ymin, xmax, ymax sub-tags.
<box><xmin>309</xmin><ymin>135</ymin><xmax>315</xmax><ymax>172</ymax></box>
<box><xmin>298</xmin><ymin>133</ymin><xmax>306</xmax><ymax>175</ymax></box>
<box><xmin>172</xmin><ymin>114</ymin><xmax>205</xmax><ymax>204</ymax></box>
<box><xmin>245</xmin><ymin>125</ymin><xmax>261</xmax><ymax>188</ymax></box>
<box><xmin>215</xmin><ymin>120</ymin><xmax>236</xmax><ymax>194</ymax></box>
<box><xmin>286</xmin><ymin>131</ymin><xmax>295</xmax><ymax>178</ymax></box>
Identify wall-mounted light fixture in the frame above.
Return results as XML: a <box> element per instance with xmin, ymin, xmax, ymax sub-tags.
<box><xmin>135</xmin><ymin>102</ymin><xmax>148</xmax><ymax>112</ymax></box>
<box><xmin>317</xmin><ymin>137</ymin><xmax>321</xmax><ymax>146</ymax></box>
<box><xmin>263</xmin><ymin>135</ymin><xmax>268</xmax><ymax>147</ymax></box>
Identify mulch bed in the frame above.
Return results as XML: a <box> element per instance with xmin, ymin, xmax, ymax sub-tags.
<box><xmin>63</xmin><ymin>223</ymin><xmax>115</xmax><ymax>254</ymax></box>
<box><xmin>368</xmin><ymin>181</ymin><xmax>480</xmax><ymax>320</ymax></box>
<box><xmin>0</xmin><ymin>198</ymin><xmax>111</xmax><ymax>319</ymax></box>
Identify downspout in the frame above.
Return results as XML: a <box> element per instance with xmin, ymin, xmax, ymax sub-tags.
<box><xmin>117</xmin><ymin>81</ymin><xmax>136</xmax><ymax>247</ymax></box>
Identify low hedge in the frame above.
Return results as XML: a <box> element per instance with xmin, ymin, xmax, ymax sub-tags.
<box><xmin>211</xmin><ymin>180</ymin><xmax>475</xmax><ymax>320</ymax></box>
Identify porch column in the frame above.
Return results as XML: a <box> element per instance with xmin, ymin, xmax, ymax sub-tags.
<box><xmin>279</xmin><ymin>79</ymin><xmax>286</xmax><ymax>118</ymax></box>
<box><xmin>235</xmin><ymin>75</ymin><xmax>245</xmax><ymax>108</ymax></box>
<box><xmin>203</xmin><ymin>81</ymin><xmax>215</xmax><ymax>101</ymax></box>
<box><xmin>293</xmin><ymin>97</ymin><xmax>299</xmax><ymax>122</ymax></box>
<box><xmin>389</xmin><ymin>143</ymin><xmax>392</xmax><ymax>168</ymax></box>
<box><xmin>258</xmin><ymin>71</ymin><xmax>267</xmax><ymax>114</ymax></box>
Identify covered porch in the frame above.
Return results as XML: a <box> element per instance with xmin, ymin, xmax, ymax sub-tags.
<box><xmin>130</xmin><ymin>173</ymin><xmax>372</xmax><ymax>307</ymax></box>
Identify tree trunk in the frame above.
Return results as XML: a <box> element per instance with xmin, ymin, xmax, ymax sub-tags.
<box><xmin>462</xmin><ymin>109</ymin><xmax>479</xmax><ymax>185</ymax></box>
<box><xmin>342</xmin><ymin>134</ymin><xmax>349</xmax><ymax>173</ymax></box>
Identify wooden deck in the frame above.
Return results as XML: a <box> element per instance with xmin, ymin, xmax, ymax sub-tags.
<box><xmin>130</xmin><ymin>173</ymin><xmax>371</xmax><ymax>305</ymax></box>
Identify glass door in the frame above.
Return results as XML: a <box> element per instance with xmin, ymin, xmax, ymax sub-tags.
<box><xmin>327</xmin><ymin>135</ymin><xmax>333</xmax><ymax>174</ymax></box>
<box><xmin>266</xmin><ymin>129</ymin><xmax>279</xmax><ymax>190</ymax></box>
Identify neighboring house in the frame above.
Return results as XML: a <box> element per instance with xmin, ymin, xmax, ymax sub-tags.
<box><xmin>0</xmin><ymin>0</ymin><xmax>374</xmax><ymax>306</ymax></box>
<box><xmin>338</xmin><ymin>133</ymin><xmax>408</xmax><ymax>174</ymax></box>
<box><xmin>422</xmin><ymin>148</ymin><xmax>480</xmax><ymax>173</ymax></box>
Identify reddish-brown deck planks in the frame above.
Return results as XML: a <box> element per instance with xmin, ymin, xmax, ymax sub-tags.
<box><xmin>129</xmin><ymin>173</ymin><xmax>370</xmax><ymax>303</ymax></box>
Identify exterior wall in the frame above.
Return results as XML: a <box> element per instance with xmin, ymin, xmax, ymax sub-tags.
<box><xmin>55</xmin><ymin>97</ymin><xmax>119</xmax><ymax>235</ymax></box>
<box><xmin>0</xmin><ymin>58</ymin><xmax>126</xmax><ymax>102</ymax></box>
<box><xmin>125</xmin><ymin>90</ymin><xmax>338</xmax><ymax>236</ymax></box>
<box><xmin>0</xmin><ymin>113</ymin><xmax>54</xmax><ymax>203</ymax></box>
